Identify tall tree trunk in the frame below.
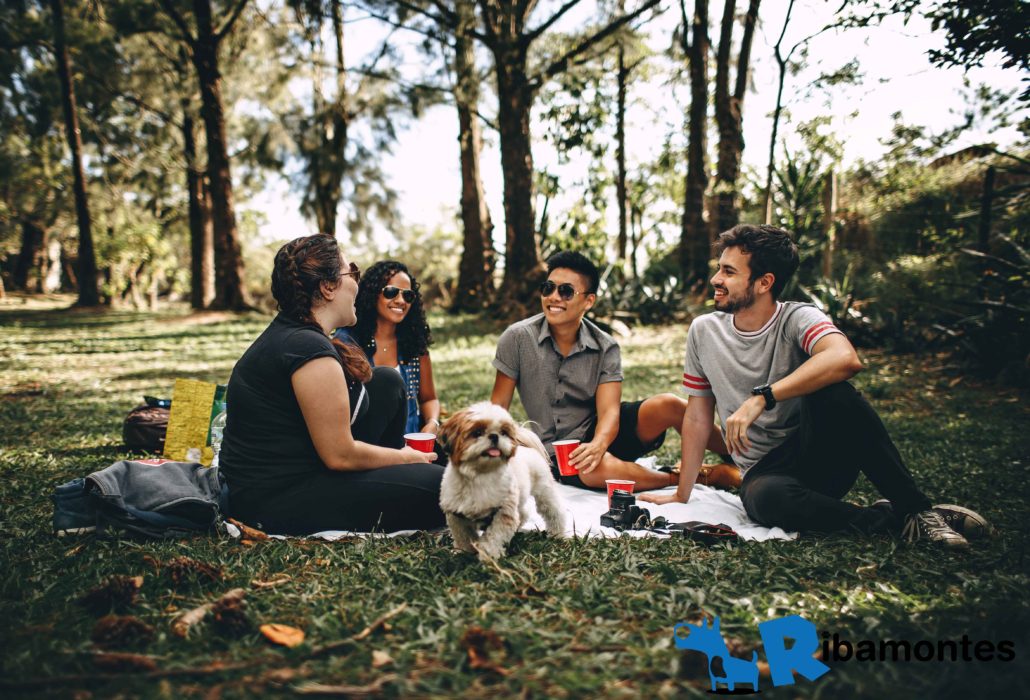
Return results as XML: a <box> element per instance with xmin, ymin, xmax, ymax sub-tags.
<box><xmin>714</xmin><ymin>0</ymin><xmax>759</xmax><ymax>234</ymax></box>
<box><xmin>978</xmin><ymin>165</ymin><xmax>995</xmax><ymax>253</ymax></box>
<box><xmin>615</xmin><ymin>34</ymin><xmax>629</xmax><ymax>264</ymax></box>
<box><xmin>327</xmin><ymin>0</ymin><xmax>348</xmax><ymax>236</ymax></box>
<box><xmin>712</xmin><ymin>0</ymin><xmax>735</xmax><ymax>237</ymax></box>
<box><xmin>764</xmin><ymin>0</ymin><xmax>795</xmax><ymax>225</ymax></box>
<box><xmin>192</xmin><ymin>0</ymin><xmax>249</xmax><ymax>310</ymax></box>
<box><xmin>51</xmin><ymin>0</ymin><xmax>99</xmax><ymax>306</ymax></box>
<box><xmin>14</xmin><ymin>220</ymin><xmax>46</xmax><ymax>291</ymax></box>
<box><xmin>183</xmin><ymin>107</ymin><xmax>214</xmax><ymax>309</ymax></box>
<box><xmin>494</xmin><ymin>54</ymin><xmax>544</xmax><ymax>304</ymax></box>
<box><xmin>680</xmin><ymin>0</ymin><xmax>710</xmax><ymax>287</ymax></box>
<box><xmin>821</xmin><ymin>168</ymin><xmax>836</xmax><ymax>278</ymax></box>
<box><xmin>452</xmin><ymin>3</ymin><xmax>495</xmax><ymax>312</ymax></box>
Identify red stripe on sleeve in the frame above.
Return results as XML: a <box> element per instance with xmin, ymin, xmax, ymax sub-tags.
<box><xmin>802</xmin><ymin>322</ymin><xmax>836</xmax><ymax>352</ymax></box>
<box><xmin>683</xmin><ymin>372</ymin><xmax>710</xmax><ymax>387</ymax></box>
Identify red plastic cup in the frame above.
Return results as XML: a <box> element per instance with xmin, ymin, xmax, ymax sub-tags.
<box><xmin>404</xmin><ymin>432</ymin><xmax>436</xmax><ymax>453</ymax></box>
<box><xmin>606</xmin><ymin>479</ymin><xmax>635</xmax><ymax>507</ymax></box>
<box><xmin>552</xmin><ymin>439</ymin><xmax>581</xmax><ymax>476</ymax></box>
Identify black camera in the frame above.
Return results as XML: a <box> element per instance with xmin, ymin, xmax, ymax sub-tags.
<box><xmin>600</xmin><ymin>489</ymin><xmax>652</xmax><ymax>530</ymax></box>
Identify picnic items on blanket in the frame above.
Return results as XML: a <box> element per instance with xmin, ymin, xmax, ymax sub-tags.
<box><xmin>666</xmin><ymin>521</ymin><xmax>741</xmax><ymax>546</ymax></box>
<box><xmin>122</xmin><ymin>400</ymin><xmax>171</xmax><ymax>453</ymax></box>
<box><xmin>52</xmin><ymin>459</ymin><xmax>226</xmax><ymax>539</ymax></box>
<box><xmin>163</xmin><ymin>379</ymin><xmax>226</xmax><ymax>466</ymax></box>
<box><xmin>600</xmin><ymin>489</ymin><xmax>654</xmax><ymax>530</ymax></box>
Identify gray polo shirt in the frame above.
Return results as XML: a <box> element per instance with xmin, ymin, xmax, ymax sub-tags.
<box><xmin>493</xmin><ymin>313</ymin><xmax>623</xmax><ymax>452</ymax></box>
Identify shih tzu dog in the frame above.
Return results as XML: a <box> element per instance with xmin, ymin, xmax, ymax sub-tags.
<box><xmin>438</xmin><ymin>402</ymin><xmax>567</xmax><ymax>562</ymax></box>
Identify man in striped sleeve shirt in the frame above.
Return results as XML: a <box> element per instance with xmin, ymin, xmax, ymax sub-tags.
<box><xmin>641</xmin><ymin>225</ymin><xmax>988</xmax><ymax>548</ymax></box>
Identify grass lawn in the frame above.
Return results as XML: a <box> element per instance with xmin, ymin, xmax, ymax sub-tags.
<box><xmin>1</xmin><ymin>295</ymin><xmax>1027</xmax><ymax>698</ymax></box>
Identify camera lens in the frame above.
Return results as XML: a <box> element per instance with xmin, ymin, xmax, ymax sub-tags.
<box><xmin>611</xmin><ymin>490</ymin><xmax>635</xmax><ymax>510</ymax></box>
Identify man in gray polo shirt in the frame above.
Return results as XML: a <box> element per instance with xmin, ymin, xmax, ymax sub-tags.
<box><xmin>490</xmin><ymin>251</ymin><xmax>731</xmax><ymax>491</ymax></box>
<box><xmin>640</xmin><ymin>224</ymin><xmax>988</xmax><ymax>549</ymax></box>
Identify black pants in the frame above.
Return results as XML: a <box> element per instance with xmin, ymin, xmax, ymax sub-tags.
<box><xmin>230</xmin><ymin>367</ymin><xmax>445</xmax><ymax>535</ymax></box>
<box><xmin>739</xmin><ymin>382</ymin><xmax>931</xmax><ymax>534</ymax></box>
<box><xmin>553</xmin><ymin>400</ymin><xmax>668</xmax><ymax>488</ymax></box>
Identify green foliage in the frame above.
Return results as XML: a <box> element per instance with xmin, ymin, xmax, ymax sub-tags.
<box><xmin>0</xmin><ymin>303</ymin><xmax>1028</xmax><ymax>696</ymax></box>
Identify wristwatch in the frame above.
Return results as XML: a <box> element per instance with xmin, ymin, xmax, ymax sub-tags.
<box><xmin>751</xmin><ymin>384</ymin><xmax>777</xmax><ymax>410</ymax></box>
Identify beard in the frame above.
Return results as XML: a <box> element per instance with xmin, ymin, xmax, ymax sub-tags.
<box><xmin>713</xmin><ymin>281</ymin><xmax>756</xmax><ymax>313</ymax></box>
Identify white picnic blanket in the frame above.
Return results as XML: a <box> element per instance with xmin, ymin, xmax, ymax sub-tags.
<box><xmin>226</xmin><ymin>469</ymin><xmax>796</xmax><ymax>543</ymax></box>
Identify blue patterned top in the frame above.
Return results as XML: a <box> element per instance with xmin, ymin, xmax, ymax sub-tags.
<box><xmin>333</xmin><ymin>328</ymin><xmax>423</xmax><ymax>434</ymax></box>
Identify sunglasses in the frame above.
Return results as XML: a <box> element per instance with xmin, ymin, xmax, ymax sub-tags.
<box><xmin>539</xmin><ymin>280</ymin><xmax>590</xmax><ymax>301</ymax></box>
<box><xmin>340</xmin><ymin>262</ymin><xmax>361</xmax><ymax>282</ymax></box>
<box><xmin>382</xmin><ymin>285</ymin><xmax>416</xmax><ymax>304</ymax></box>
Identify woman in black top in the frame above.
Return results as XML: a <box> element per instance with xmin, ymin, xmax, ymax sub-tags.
<box><xmin>220</xmin><ymin>234</ymin><xmax>444</xmax><ymax>534</ymax></box>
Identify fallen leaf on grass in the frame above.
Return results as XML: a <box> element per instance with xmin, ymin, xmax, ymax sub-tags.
<box><xmin>92</xmin><ymin>651</ymin><xmax>158</xmax><ymax>673</ymax></box>
<box><xmin>79</xmin><ymin>575</ymin><xmax>144</xmax><ymax>615</ymax></box>
<box><xmin>251</xmin><ymin>575</ymin><xmax>291</xmax><ymax>589</ymax></box>
<box><xmin>92</xmin><ymin>615</ymin><xmax>155</xmax><ymax>649</ymax></box>
<box><xmin>212</xmin><ymin>594</ymin><xmax>252</xmax><ymax>637</ymax></box>
<box><xmin>172</xmin><ymin>588</ymin><xmax>247</xmax><ymax>638</ymax></box>
<box><xmin>294</xmin><ymin>675</ymin><xmax>396</xmax><ymax>696</ymax></box>
<box><xmin>262</xmin><ymin>667</ymin><xmax>304</xmax><ymax>684</ymax></box>
<box><xmin>261</xmin><ymin>623</ymin><xmax>305</xmax><ymax>648</ymax></box>
<box><xmin>460</xmin><ymin>626</ymin><xmax>510</xmax><ymax>675</ymax></box>
<box><xmin>166</xmin><ymin>556</ymin><xmax>223</xmax><ymax>586</ymax></box>
<box><xmin>227</xmin><ymin>518</ymin><xmax>269</xmax><ymax>541</ymax></box>
<box><xmin>371</xmin><ymin>650</ymin><xmax>394</xmax><ymax>668</ymax></box>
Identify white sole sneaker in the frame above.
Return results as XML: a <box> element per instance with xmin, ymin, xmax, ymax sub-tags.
<box><xmin>933</xmin><ymin>504</ymin><xmax>992</xmax><ymax>539</ymax></box>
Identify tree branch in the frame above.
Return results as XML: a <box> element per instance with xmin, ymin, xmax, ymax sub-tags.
<box><xmin>156</xmin><ymin>0</ymin><xmax>197</xmax><ymax>48</ymax></box>
<box><xmin>215</xmin><ymin>0</ymin><xmax>251</xmax><ymax>42</ymax></box>
<box><xmin>522</xmin><ymin>0</ymin><xmax>583</xmax><ymax>47</ymax></box>
<box><xmin>531</xmin><ymin>0</ymin><xmax>661</xmax><ymax>89</ymax></box>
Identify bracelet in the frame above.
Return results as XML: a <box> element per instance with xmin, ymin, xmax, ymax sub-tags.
<box><xmin>425</xmin><ymin>418</ymin><xmax>440</xmax><ymax>427</ymax></box>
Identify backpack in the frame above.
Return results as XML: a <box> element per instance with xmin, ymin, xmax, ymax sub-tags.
<box><xmin>122</xmin><ymin>403</ymin><xmax>170</xmax><ymax>453</ymax></box>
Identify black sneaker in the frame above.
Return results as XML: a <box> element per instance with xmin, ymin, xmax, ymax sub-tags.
<box><xmin>901</xmin><ymin>510</ymin><xmax>969</xmax><ymax>550</ymax></box>
<box><xmin>932</xmin><ymin>504</ymin><xmax>992</xmax><ymax>540</ymax></box>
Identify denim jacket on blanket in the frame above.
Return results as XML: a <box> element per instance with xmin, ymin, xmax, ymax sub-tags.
<box><xmin>52</xmin><ymin>459</ymin><xmax>226</xmax><ymax>538</ymax></box>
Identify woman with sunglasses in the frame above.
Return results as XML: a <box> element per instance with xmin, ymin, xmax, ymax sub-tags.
<box><xmin>219</xmin><ymin>235</ymin><xmax>444</xmax><ymax>535</ymax></box>
<box><xmin>335</xmin><ymin>260</ymin><xmax>440</xmax><ymax>437</ymax></box>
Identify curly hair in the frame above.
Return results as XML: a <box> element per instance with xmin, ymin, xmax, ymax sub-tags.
<box><xmin>350</xmin><ymin>260</ymin><xmax>432</xmax><ymax>359</ymax></box>
<box><xmin>271</xmin><ymin>234</ymin><xmax>371</xmax><ymax>382</ymax></box>
<box><xmin>715</xmin><ymin>224</ymin><xmax>800</xmax><ymax>299</ymax></box>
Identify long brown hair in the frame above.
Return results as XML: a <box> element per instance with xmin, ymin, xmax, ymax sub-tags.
<box><xmin>271</xmin><ymin>234</ymin><xmax>372</xmax><ymax>383</ymax></box>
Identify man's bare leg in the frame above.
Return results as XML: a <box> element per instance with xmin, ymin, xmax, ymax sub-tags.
<box><xmin>576</xmin><ymin>452</ymin><xmax>677</xmax><ymax>490</ymax></box>
<box><xmin>576</xmin><ymin>394</ymin><xmax>731</xmax><ymax>491</ymax></box>
<box><xmin>635</xmin><ymin>393</ymin><xmax>731</xmax><ymax>456</ymax></box>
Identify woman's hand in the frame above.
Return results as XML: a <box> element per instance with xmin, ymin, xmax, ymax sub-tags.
<box><xmin>421</xmin><ymin>418</ymin><xmax>440</xmax><ymax>435</ymax></box>
<box><xmin>399</xmin><ymin>446</ymin><xmax>437</xmax><ymax>464</ymax></box>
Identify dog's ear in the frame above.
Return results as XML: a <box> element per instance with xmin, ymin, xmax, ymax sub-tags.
<box><xmin>437</xmin><ymin>412</ymin><xmax>462</xmax><ymax>456</ymax></box>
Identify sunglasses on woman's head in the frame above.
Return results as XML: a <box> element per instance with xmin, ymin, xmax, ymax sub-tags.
<box><xmin>340</xmin><ymin>262</ymin><xmax>361</xmax><ymax>282</ymax></box>
<box><xmin>539</xmin><ymin>280</ymin><xmax>589</xmax><ymax>301</ymax></box>
<box><xmin>382</xmin><ymin>285</ymin><xmax>416</xmax><ymax>304</ymax></box>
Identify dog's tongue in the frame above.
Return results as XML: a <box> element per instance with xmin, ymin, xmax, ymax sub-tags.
<box><xmin>487</xmin><ymin>448</ymin><xmax>501</xmax><ymax>457</ymax></box>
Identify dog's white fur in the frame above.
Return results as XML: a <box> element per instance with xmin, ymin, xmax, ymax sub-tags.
<box><xmin>438</xmin><ymin>402</ymin><xmax>566</xmax><ymax>561</ymax></box>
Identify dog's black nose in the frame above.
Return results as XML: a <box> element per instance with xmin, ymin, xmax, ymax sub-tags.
<box><xmin>489</xmin><ymin>433</ymin><xmax>499</xmax><ymax>445</ymax></box>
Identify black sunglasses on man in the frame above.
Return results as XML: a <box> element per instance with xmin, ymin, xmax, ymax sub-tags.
<box><xmin>539</xmin><ymin>280</ymin><xmax>590</xmax><ymax>301</ymax></box>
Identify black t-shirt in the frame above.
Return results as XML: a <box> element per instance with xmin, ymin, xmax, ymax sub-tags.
<box><xmin>220</xmin><ymin>314</ymin><xmax>340</xmax><ymax>494</ymax></box>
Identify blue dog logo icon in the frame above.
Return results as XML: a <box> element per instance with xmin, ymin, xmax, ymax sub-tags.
<box><xmin>674</xmin><ymin>615</ymin><xmax>830</xmax><ymax>692</ymax></box>
<box><xmin>674</xmin><ymin>617</ymin><xmax>759</xmax><ymax>693</ymax></box>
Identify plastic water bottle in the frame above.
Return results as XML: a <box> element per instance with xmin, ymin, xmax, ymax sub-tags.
<box><xmin>210</xmin><ymin>409</ymin><xmax>227</xmax><ymax>468</ymax></box>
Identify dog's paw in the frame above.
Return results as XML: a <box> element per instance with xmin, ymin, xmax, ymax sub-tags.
<box><xmin>453</xmin><ymin>541</ymin><xmax>477</xmax><ymax>554</ymax></box>
<box><xmin>474</xmin><ymin>542</ymin><xmax>505</xmax><ymax>562</ymax></box>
